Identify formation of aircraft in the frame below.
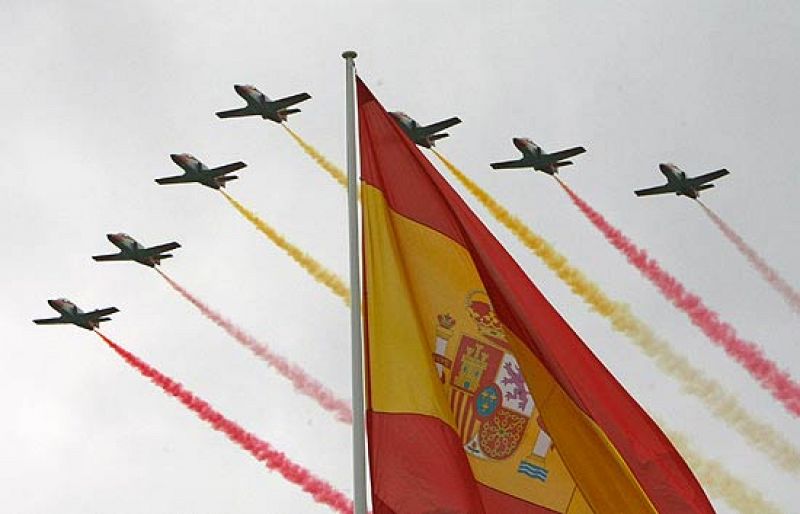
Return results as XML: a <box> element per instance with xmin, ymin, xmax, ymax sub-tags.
<box><xmin>634</xmin><ymin>163</ymin><xmax>730</xmax><ymax>199</ymax></box>
<box><xmin>216</xmin><ymin>85</ymin><xmax>311</xmax><ymax>124</ymax></box>
<box><xmin>92</xmin><ymin>233</ymin><xmax>180</xmax><ymax>268</ymax></box>
<box><xmin>389</xmin><ymin>112</ymin><xmax>462</xmax><ymax>148</ymax></box>
<box><xmin>33</xmin><ymin>299</ymin><xmax>118</xmax><ymax>331</ymax></box>
<box><xmin>490</xmin><ymin>138</ymin><xmax>586</xmax><ymax>175</ymax></box>
<box><xmin>35</xmin><ymin>82</ymin><xmax>734</xmax><ymax>332</ymax></box>
<box><xmin>155</xmin><ymin>153</ymin><xmax>247</xmax><ymax>190</ymax></box>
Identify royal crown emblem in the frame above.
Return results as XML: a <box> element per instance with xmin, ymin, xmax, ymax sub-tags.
<box><xmin>465</xmin><ymin>290</ymin><xmax>506</xmax><ymax>342</ymax></box>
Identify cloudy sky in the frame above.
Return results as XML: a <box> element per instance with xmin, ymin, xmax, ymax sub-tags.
<box><xmin>3</xmin><ymin>1</ymin><xmax>798</xmax><ymax>512</ymax></box>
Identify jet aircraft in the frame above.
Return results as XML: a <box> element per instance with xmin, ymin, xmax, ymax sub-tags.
<box><xmin>389</xmin><ymin>112</ymin><xmax>462</xmax><ymax>148</ymax></box>
<box><xmin>155</xmin><ymin>154</ymin><xmax>247</xmax><ymax>190</ymax></box>
<box><xmin>490</xmin><ymin>138</ymin><xmax>586</xmax><ymax>175</ymax></box>
<box><xmin>215</xmin><ymin>85</ymin><xmax>311</xmax><ymax>123</ymax></box>
<box><xmin>634</xmin><ymin>163</ymin><xmax>729</xmax><ymax>199</ymax></box>
<box><xmin>33</xmin><ymin>299</ymin><xmax>118</xmax><ymax>331</ymax></box>
<box><xmin>92</xmin><ymin>233</ymin><xmax>180</xmax><ymax>268</ymax></box>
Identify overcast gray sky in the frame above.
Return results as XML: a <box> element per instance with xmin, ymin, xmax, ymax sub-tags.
<box><xmin>2</xmin><ymin>1</ymin><xmax>799</xmax><ymax>512</ymax></box>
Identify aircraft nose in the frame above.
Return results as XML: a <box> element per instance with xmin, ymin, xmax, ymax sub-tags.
<box><xmin>47</xmin><ymin>299</ymin><xmax>57</xmax><ymax>308</ymax></box>
<box><xmin>512</xmin><ymin>138</ymin><xmax>524</xmax><ymax>148</ymax></box>
<box><xmin>170</xmin><ymin>154</ymin><xmax>181</xmax><ymax>164</ymax></box>
<box><xmin>106</xmin><ymin>233</ymin><xmax>118</xmax><ymax>242</ymax></box>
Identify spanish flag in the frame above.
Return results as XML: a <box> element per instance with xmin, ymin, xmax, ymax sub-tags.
<box><xmin>358</xmin><ymin>78</ymin><xmax>713</xmax><ymax>514</ymax></box>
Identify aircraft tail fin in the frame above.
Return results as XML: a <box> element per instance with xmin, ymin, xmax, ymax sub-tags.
<box><xmin>217</xmin><ymin>176</ymin><xmax>239</xmax><ymax>188</ymax></box>
<box><xmin>697</xmin><ymin>183</ymin><xmax>715</xmax><ymax>191</ymax></box>
<box><xmin>279</xmin><ymin>108</ymin><xmax>302</xmax><ymax>116</ymax></box>
<box><xmin>554</xmin><ymin>161</ymin><xmax>574</xmax><ymax>168</ymax></box>
<box><xmin>429</xmin><ymin>133</ymin><xmax>450</xmax><ymax>142</ymax></box>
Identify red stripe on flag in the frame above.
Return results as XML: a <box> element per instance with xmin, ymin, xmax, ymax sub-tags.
<box><xmin>369</xmin><ymin>410</ymin><xmax>557</xmax><ymax>514</ymax></box>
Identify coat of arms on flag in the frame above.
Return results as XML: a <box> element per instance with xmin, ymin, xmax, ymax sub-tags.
<box><xmin>433</xmin><ymin>291</ymin><xmax>558</xmax><ymax>485</ymax></box>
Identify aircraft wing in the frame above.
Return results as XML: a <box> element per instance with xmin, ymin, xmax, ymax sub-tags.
<box><xmin>271</xmin><ymin>93</ymin><xmax>311</xmax><ymax>110</ymax></box>
<box><xmin>541</xmin><ymin>146</ymin><xmax>586</xmax><ymax>165</ymax></box>
<box><xmin>421</xmin><ymin>117</ymin><xmax>462</xmax><ymax>136</ymax></box>
<box><xmin>85</xmin><ymin>307</ymin><xmax>119</xmax><ymax>320</ymax></box>
<box><xmin>155</xmin><ymin>175</ymin><xmax>196</xmax><ymax>185</ymax></box>
<box><xmin>92</xmin><ymin>252</ymin><xmax>128</xmax><ymax>262</ymax></box>
<box><xmin>216</xmin><ymin>107</ymin><xmax>256</xmax><ymax>118</ymax></box>
<box><xmin>33</xmin><ymin>316</ymin><xmax>69</xmax><ymax>325</ymax></box>
<box><xmin>143</xmin><ymin>242</ymin><xmax>181</xmax><ymax>256</ymax></box>
<box><xmin>689</xmin><ymin>169</ymin><xmax>729</xmax><ymax>186</ymax></box>
<box><xmin>490</xmin><ymin>158</ymin><xmax>529</xmax><ymax>170</ymax></box>
<box><xmin>210</xmin><ymin>162</ymin><xmax>247</xmax><ymax>177</ymax></box>
<box><xmin>634</xmin><ymin>184</ymin><xmax>676</xmax><ymax>197</ymax></box>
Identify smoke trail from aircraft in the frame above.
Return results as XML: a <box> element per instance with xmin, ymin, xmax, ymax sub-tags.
<box><xmin>155</xmin><ymin>269</ymin><xmax>353</xmax><ymax>424</ymax></box>
<box><xmin>282</xmin><ymin>125</ymin><xmax>348</xmax><ymax>188</ymax></box>
<box><xmin>556</xmin><ymin>178</ymin><xmax>800</xmax><ymax>417</ymax></box>
<box><xmin>93</xmin><ymin>331</ymin><xmax>354</xmax><ymax>514</ymax></box>
<box><xmin>432</xmin><ymin>150</ymin><xmax>800</xmax><ymax>474</ymax></box>
<box><xmin>697</xmin><ymin>200</ymin><xmax>800</xmax><ymax>315</ymax></box>
<box><xmin>666</xmin><ymin>429</ymin><xmax>783</xmax><ymax>514</ymax></box>
<box><xmin>220</xmin><ymin>190</ymin><xmax>350</xmax><ymax>306</ymax></box>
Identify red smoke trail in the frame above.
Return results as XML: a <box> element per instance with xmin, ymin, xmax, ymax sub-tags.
<box><xmin>556</xmin><ymin>178</ymin><xmax>800</xmax><ymax>416</ymax></box>
<box><xmin>94</xmin><ymin>331</ymin><xmax>354</xmax><ymax>514</ymax></box>
<box><xmin>156</xmin><ymin>268</ymin><xmax>353</xmax><ymax>425</ymax></box>
<box><xmin>698</xmin><ymin>200</ymin><xmax>800</xmax><ymax>315</ymax></box>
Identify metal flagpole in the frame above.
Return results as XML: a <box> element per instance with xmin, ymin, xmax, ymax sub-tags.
<box><xmin>342</xmin><ymin>50</ymin><xmax>367</xmax><ymax>514</ymax></box>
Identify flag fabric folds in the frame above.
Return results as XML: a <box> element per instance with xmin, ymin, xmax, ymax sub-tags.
<box><xmin>357</xmin><ymin>77</ymin><xmax>714</xmax><ymax>514</ymax></box>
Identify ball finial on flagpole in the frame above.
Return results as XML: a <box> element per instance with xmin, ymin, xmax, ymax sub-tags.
<box><xmin>342</xmin><ymin>50</ymin><xmax>358</xmax><ymax>59</ymax></box>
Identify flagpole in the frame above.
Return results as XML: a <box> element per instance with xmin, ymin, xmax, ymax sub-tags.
<box><xmin>342</xmin><ymin>49</ymin><xmax>367</xmax><ymax>514</ymax></box>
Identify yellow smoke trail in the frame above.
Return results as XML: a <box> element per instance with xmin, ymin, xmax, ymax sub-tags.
<box><xmin>666</xmin><ymin>429</ymin><xmax>784</xmax><ymax>514</ymax></box>
<box><xmin>282</xmin><ymin>124</ymin><xmax>348</xmax><ymax>188</ymax></box>
<box><xmin>220</xmin><ymin>190</ymin><xmax>350</xmax><ymax>306</ymax></box>
<box><xmin>431</xmin><ymin>149</ymin><xmax>800</xmax><ymax>475</ymax></box>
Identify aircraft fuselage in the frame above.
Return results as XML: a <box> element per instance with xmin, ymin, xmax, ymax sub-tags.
<box><xmin>107</xmin><ymin>233</ymin><xmax>158</xmax><ymax>267</ymax></box>
<box><xmin>216</xmin><ymin>85</ymin><xmax>309</xmax><ymax>124</ymax></box>
<box><xmin>46</xmin><ymin>299</ymin><xmax>96</xmax><ymax>330</ymax></box>
<box><xmin>389</xmin><ymin>111</ymin><xmax>461</xmax><ymax>148</ymax></box>
<box><xmin>235</xmin><ymin>85</ymin><xmax>284</xmax><ymax>123</ymax></box>
<box><xmin>389</xmin><ymin>112</ymin><xmax>431</xmax><ymax>146</ymax></box>
<box><xmin>170</xmin><ymin>153</ymin><xmax>223</xmax><ymax>189</ymax></box>
<box><xmin>660</xmin><ymin>163</ymin><xmax>698</xmax><ymax>199</ymax></box>
<box><xmin>513</xmin><ymin>138</ymin><xmax>560</xmax><ymax>174</ymax></box>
